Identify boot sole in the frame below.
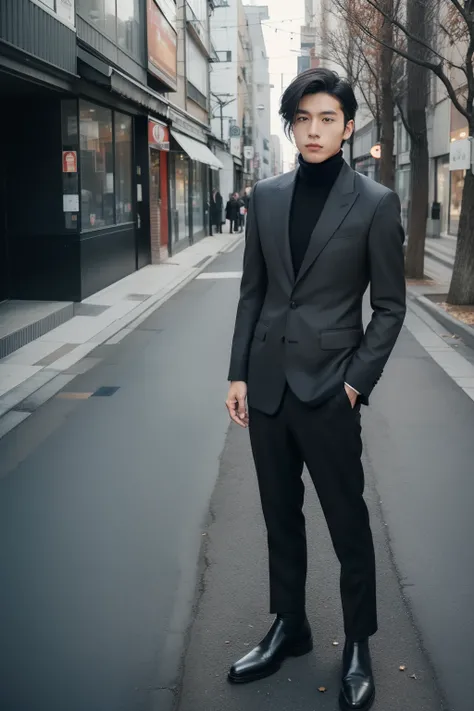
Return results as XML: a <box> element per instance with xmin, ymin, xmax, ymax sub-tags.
<box><xmin>339</xmin><ymin>687</ymin><xmax>375</xmax><ymax>711</ymax></box>
<box><xmin>227</xmin><ymin>636</ymin><xmax>313</xmax><ymax>684</ymax></box>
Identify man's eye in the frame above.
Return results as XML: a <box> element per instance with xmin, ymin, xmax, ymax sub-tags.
<box><xmin>297</xmin><ymin>117</ymin><xmax>307</xmax><ymax>122</ymax></box>
<box><xmin>323</xmin><ymin>118</ymin><xmax>334</xmax><ymax>123</ymax></box>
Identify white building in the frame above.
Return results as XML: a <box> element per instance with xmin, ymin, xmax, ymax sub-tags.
<box><xmin>244</xmin><ymin>4</ymin><xmax>272</xmax><ymax>180</ymax></box>
<box><xmin>210</xmin><ymin>0</ymin><xmax>252</xmax><ymax>198</ymax></box>
<box><xmin>270</xmin><ymin>134</ymin><xmax>282</xmax><ymax>176</ymax></box>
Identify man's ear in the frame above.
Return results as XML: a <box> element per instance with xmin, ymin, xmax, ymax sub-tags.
<box><xmin>344</xmin><ymin>119</ymin><xmax>355</xmax><ymax>141</ymax></box>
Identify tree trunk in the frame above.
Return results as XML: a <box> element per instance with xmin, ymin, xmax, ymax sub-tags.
<box><xmin>447</xmin><ymin>168</ymin><xmax>474</xmax><ymax>304</ymax></box>
<box><xmin>405</xmin><ymin>136</ymin><xmax>429</xmax><ymax>278</ymax></box>
<box><xmin>403</xmin><ymin>0</ymin><xmax>429</xmax><ymax>279</ymax></box>
<box><xmin>379</xmin><ymin>1</ymin><xmax>394</xmax><ymax>189</ymax></box>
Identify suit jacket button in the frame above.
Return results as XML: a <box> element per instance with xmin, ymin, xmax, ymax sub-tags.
<box><xmin>290</xmin><ymin>301</ymin><xmax>297</xmax><ymax>310</ymax></box>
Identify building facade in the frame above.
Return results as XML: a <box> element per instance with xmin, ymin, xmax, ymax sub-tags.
<box><xmin>270</xmin><ymin>134</ymin><xmax>282</xmax><ymax>176</ymax></box>
<box><xmin>0</xmin><ymin>0</ymin><xmax>221</xmax><ymax>305</ymax></box>
<box><xmin>244</xmin><ymin>4</ymin><xmax>271</xmax><ymax>181</ymax></box>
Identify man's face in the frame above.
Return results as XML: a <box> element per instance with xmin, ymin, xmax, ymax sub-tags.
<box><xmin>292</xmin><ymin>92</ymin><xmax>354</xmax><ymax>163</ymax></box>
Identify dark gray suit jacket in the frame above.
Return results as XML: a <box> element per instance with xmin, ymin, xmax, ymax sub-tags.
<box><xmin>228</xmin><ymin>161</ymin><xmax>406</xmax><ymax>414</ymax></box>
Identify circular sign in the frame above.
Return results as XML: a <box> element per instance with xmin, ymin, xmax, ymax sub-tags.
<box><xmin>370</xmin><ymin>143</ymin><xmax>381</xmax><ymax>159</ymax></box>
<box><xmin>152</xmin><ymin>124</ymin><xmax>166</xmax><ymax>144</ymax></box>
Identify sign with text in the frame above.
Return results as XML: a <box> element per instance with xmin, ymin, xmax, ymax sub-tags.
<box><xmin>62</xmin><ymin>150</ymin><xmax>77</xmax><ymax>173</ymax></box>
<box><xmin>147</xmin><ymin>0</ymin><xmax>177</xmax><ymax>90</ymax></box>
<box><xmin>449</xmin><ymin>137</ymin><xmax>472</xmax><ymax>171</ymax></box>
<box><xmin>148</xmin><ymin>120</ymin><xmax>170</xmax><ymax>150</ymax></box>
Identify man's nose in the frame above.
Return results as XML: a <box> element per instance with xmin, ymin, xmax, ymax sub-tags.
<box><xmin>308</xmin><ymin>121</ymin><xmax>320</xmax><ymax>137</ymax></box>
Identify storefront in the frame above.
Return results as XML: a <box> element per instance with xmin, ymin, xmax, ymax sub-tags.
<box><xmin>168</xmin><ymin>129</ymin><xmax>223</xmax><ymax>253</ymax></box>
<box><xmin>148</xmin><ymin>118</ymin><xmax>170</xmax><ymax>262</ymax></box>
<box><xmin>395</xmin><ymin>164</ymin><xmax>411</xmax><ymax>232</ymax></box>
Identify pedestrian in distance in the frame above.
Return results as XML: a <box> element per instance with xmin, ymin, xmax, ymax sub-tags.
<box><xmin>211</xmin><ymin>188</ymin><xmax>223</xmax><ymax>234</ymax></box>
<box><xmin>225</xmin><ymin>193</ymin><xmax>240</xmax><ymax>234</ymax></box>
<box><xmin>236</xmin><ymin>191</ymin><xmax>246</xmax><ymax>233</ymax></box>
<box><xmin>225</xmin><ymin>67</ymin><xmax>406</xmax><ymax>710</ymax></box>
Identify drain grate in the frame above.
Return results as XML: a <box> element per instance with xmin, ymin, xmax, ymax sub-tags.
<box><xmin>91</xmin><ymin>386</ymin><xmax>120</xmax><ymax>397</ymax></box>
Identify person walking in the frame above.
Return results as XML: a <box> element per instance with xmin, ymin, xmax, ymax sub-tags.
<box><xmin>211</xmin><ymin>188</ymin><xmax>223</xmax><ymax>234</ymax></box>
<box><xmin>225</xmin><ymin>67</ymin><xmax>406</xmax><ymax>710</ymax></box>
<box><xmin>236</xmin><ymin>192</ymin><xmax>246</xmax><ymax>233</ymax></box>
<box><xmin>225</xmin><ymin>193</ymin><xmax>240</xmax><ymax>233</ymax></box>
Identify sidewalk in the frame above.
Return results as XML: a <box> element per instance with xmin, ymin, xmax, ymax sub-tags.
<box><xmin>408</xmin><ymin>235</ymin><xmax>474</xmax><ymax>350</ymax></box>
<box><xmin>0</xmin><ymin>233</ymin><xmax>243</xmax><ymax>439</ymax></box>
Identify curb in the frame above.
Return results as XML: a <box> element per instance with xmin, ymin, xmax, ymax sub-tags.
<box><xmin>407</xmin><ymin>288</ymin><xmax>474</xmax><ymax>350</ymax></box>
<box><xmin>424</xmin><ymin>248</ymin><xmax>454</xmax><ymax>271</ymax></box>
<box><xmin>0</xmin><ymin>235</ymin><xmax>244</xmax><ymax>440</ymax></box>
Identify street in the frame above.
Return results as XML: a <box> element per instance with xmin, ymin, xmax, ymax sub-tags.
<box><xmin>1</xmin><ymin>242</ymin><xmax>474</xmax><ymax>711</ymax></box>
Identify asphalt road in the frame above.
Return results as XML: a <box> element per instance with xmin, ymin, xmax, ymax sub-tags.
<box><xmin>1</xmin><ymin>242</ymin><xmax>473</xmax><ymax>711</ymax></box>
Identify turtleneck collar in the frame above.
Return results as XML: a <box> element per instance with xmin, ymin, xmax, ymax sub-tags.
<box><xmin>297</xmin><ymin>150</ymin><xmax>344</xmax><ymax>187</ymax></box>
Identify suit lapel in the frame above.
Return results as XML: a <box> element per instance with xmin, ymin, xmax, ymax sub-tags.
<box><xmin>295</xmin><ymin>162</ymin><xmax>359</xmax><ymax>286</ymax></box>
<box><xmin>275</xmin><ymin>170</ymin><xmax>298</xmax><ymax>284</ymax></box>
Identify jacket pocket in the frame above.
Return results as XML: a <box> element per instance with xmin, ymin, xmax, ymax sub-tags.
<box><xmin>320</xmin><ymin>328</ymin><xmax>362</xmax><ymax>350</ymax></box>
<box><xmin>253</xmin><ymin>321</ymin><xmax>268</xmax><ymax>342</ymax></box>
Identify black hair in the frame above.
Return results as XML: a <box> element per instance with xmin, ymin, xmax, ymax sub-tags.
<box><xmin>279</xmin><ymin>68</ymin><xmax>358</xmax><ymax>139</ymax></box>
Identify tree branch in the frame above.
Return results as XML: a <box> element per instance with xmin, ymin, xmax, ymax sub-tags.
<box><xmin>346</xmin><ymin>11</ymin><xmax>471</xmax><ymax>122</ymax></box>
<box><xmin>359</xmin><ymin>0</ymin><xmax>466</xmax><ymax>70</ymax></box>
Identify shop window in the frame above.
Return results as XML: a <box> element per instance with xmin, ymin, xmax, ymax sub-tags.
<box><xmin>115</xmin><ymin>113</ymin><xmax>133</xmax><ymax>224</ymax></box>
<box><xmin>191</xmin><ymin>161</ymin><xmax>204</xmax><ymax>235</ymax></box>
<box><xmin>79</xmin><ymin>100</ymin><xmax>133</xmax><ymax>231</ymax></box>
<box><xmin>449</xmin><ymin>169</ymin><xmax>465</xmax><ymax>237</ymax></box>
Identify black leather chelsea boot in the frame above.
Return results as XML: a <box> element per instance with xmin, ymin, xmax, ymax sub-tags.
<box><xmin>339</xmin><ymin>638</ymin><xmax>375</xmax><ymax>710</ymax></box>
<box><xmin>228</xmin><ymin>614</ymin><xmax>313</xmax><ymax>684</ymax></box>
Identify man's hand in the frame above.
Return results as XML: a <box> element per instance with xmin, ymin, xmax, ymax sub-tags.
<box><xmin>226</xmin><ymin>381</ymin><xmax>249</xmax><ymax>428</ymax></box>
<box><xmin>344</xmin><ymin>383</ymin><xmax>359</xmax><ymax>409</ymax></box>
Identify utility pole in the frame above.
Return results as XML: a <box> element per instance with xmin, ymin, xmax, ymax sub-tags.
<box><xmin>211</xmin><ymin>93</ymin><xmax>236</xmax><ymax>141</ymax></box>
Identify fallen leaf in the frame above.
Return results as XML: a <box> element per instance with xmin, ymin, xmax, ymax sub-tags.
<box><xmin>318</xmin><ymin>686</ymin><xmax>327</xmax><ymax>693</ymax></box>
<box><xmin>332</xmin><ymin>641</ymin><xmax>339</xmax><ymax>646</ymax></box>
<box><xmin>225</xmin><ymin>641</ymin><xmax>230</xmax><ymax>645</ymax></box>
<box><xmin>399</xmin><ymin>665</ymin><xmax>406</xmax><ymax>671</ymax></box>
<box><xmin>288</xmin><ymin>678</ymin><xmax>292</xmax><ymax>682</ymax></box>
<box><xmin>410</xmin><ymin>674</ymin><xmax>417</xmax><ymax>680</ymax></box>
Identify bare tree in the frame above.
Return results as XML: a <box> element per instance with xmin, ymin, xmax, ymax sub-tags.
<box><xmin>347</xmin><ymin>0</ymin><xmax>474</xmax><ymax>304</ymax></box>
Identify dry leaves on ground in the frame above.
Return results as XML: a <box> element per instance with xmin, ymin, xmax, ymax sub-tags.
<box><xmin>439</xmin><ymin>302</ymin><xmax>474</xmax><ymax>327</ymax></box>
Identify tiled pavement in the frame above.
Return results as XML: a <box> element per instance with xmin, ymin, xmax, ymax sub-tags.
<box><xmin>0</xmin><ymin>233</ymin><xmax>243</xmax><ymax>437</ymax></box>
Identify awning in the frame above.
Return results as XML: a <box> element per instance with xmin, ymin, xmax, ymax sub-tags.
<box><xmin>232</xmin><ymin>155</ymin><xmax>243</xmax><ymax>167</ymax></box>
<box><xmin>171</xmin><ymin>130</ymin><xmax>223</xmax><ymax>170</ymax></box>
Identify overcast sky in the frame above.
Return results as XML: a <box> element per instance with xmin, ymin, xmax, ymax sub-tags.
<box><xmin>252</xmin><ymin>0</ymin><xmax>305</xmax><ymax>171</ymax></box>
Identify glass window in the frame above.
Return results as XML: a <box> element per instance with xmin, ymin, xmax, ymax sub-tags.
<box><xmin>80</xmin><ymin>101</ymin><xmax>114</xmax><ymax>230</ymax></box>
<box><xmin>115</xmin><ymin>112</ymin><xmax>133</xmax><ymax>224</ymax></box>
<box><xmin>116</xmin><ymin>0</ymin><xmax>140</xmax><ymax>55</ymax></box>
<box><xmin>170</xmin><ymin>153</ymin><xmax>189</xmax><ymax>245</ymax></box>
<box><xmin>39</xmin><ymin>0</ymin><xmax>56</xmax><ymax>9</ymax></box>
<box><xmin>396</xmin><ymin>165</ymin><xmax>411</xmax><ymax>232</ymax></box>
<box><xmin>186</xmin><ymin>35</ymin><xmax>208</xmax><ymax>97</ymax></box>
<box><xmin>79</xmin><ymin>0</ymin><xmax>105</xmax><ymax>31</ymax></box>
<box><xmin>435</xmin><ymin>156</ymin><xmax>450</xmax><ymax>235</ymax></box>
<box><xmin>449</xmin><ymin>169</ymin><xmax>465</xmax><ymax>237</ymax></box>
<box><xmin>191</xmin><ymin>161</ymin><xmax>204</xmax><ymax>235</ymax></box>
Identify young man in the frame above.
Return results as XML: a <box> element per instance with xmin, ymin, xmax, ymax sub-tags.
<box><xmin>225</xmin><ymin>68</ymin><xmax>406</xmax><ymax>710</ymax></box>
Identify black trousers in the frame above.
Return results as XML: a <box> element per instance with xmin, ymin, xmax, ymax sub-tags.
<box><xmin>248</xmin><ymin>385</ymin><xmax>377</xmax><ymax>641</ymax></box>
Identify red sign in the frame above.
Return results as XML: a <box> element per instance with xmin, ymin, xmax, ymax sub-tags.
<box><xmin>63</xmin><ymin>150</ymin><xmax>77</xmax><ymax>173</ymax></box>
<box><xmin>147</xmin><ymin>0</ymin><xmax>177</xmax><ymax>89</ymax></box>
<box><xmin>148</xmin><ymin>120</ymin><xmax>170</xmax><ymax>150</ymax></box>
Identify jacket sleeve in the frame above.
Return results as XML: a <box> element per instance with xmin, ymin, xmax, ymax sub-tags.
<box><xmin>228</xmin><ymin>182</ymin><xmax>267</xmax><ymax>382</ymax></box>
<box><xmin>344</xmin><ymin>190</ymin><xmax>406</xmax><ymax>403</ymax></box>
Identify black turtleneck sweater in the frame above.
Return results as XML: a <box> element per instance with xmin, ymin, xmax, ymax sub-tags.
<box><xmin>289</xmin><ymin>151</ymin><xmax>344</xmax><ymax>277</ymax></box>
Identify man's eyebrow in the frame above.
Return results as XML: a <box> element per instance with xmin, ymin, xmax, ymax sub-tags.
<box><xmin>294</xmin><ymin>109</ymin><xmax>339</xmax><ymax>116</ymax></box>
